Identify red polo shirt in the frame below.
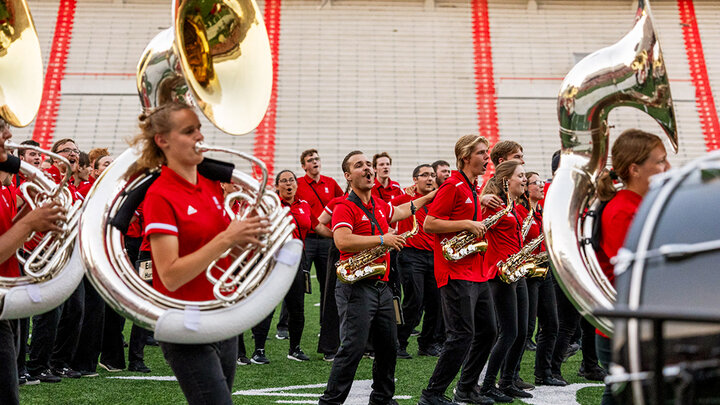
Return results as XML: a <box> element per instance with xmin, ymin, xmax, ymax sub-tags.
<box><xmin>332</xmin><ymin>194</ymin><xmax>394</xmax><ymax>282</ymax></box>
<box><xmin>393</xmin><ymin>193</ymin><xmax>432</xmax><ymax>251</ymax></box>
<box><xmin>597</xmin><ymin>189</ymin><xmax>642</xmax><ymax>285</ymax></box>
<box><xmin>282</xmin><ymin>198</ymin><xmax>317</xmax><ymax>240</ymax></box>
<box><xmin>44</xmin><ymin>165</ymin><xmax>77</xmax><ymax>200</ymax></box>
<box><xmin>144</xmin><ymin>166</ymin><xmax>232</xmax><ymax>301</ymax></box>
<box><xmin>323</xmin><ymin>195</ymin><xmax>348</xmax><ymax>217</ymax></box>
<box><xmin>426</xmin><ymin>171</ymin><xmax>485</xmax><ymax>287</ymax></box>
<box><xmin>0</xmin><ymin>184</ymin><xmax>20</xmax><ymax>277</ymax></box>
<box><xmin>296</xmin><ymin>174</ymin><xmax>344</xmax><ymax>222</ymax></box>
<box><xmin>75</xmin><ymin>180</ymin><xmax>92</xmax><ymax>201</ymax></box>
<box><xmin>372</xmin><ymin>178</ymin><xmax>404</xmax><ymax>204</ymax></box>
<box><xmin>482</xmin><ymin>199</ymin><xmax>523</xmax><ymax>280</ymax></box>
<box><xmin>518</xmin><ymin>205</ymin><xmax>546</xmax><ymax>254</ymax></box>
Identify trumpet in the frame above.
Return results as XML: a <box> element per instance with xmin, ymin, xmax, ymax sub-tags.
<box><xmin>336</xmin><ymin>215</ymin><xmax>419</xmax><ymax>284</ymax></box>
<box><xmin>441</xmin><ymin>199</ymin><xmax>514</xmax><ymax>261</ymax></box>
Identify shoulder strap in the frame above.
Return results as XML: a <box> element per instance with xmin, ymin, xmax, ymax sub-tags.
<box><xmin>305</xmin><ymin>177</ymin><xmax>326</xmax><ymax>206</ymax></box>
<box><xmin>459</xmin><ymin>171</ymin><xmax>478</xmax><ymax>221</ymax></box>
<box><xmin>347</xmin><ymin>191</ymin><xmax>382</xmax><ymax>236</ymax></box>
<box><xmin>589</xmin><ymin>199</ymin><xmax>611</xmax><ymax>251</ymax></box>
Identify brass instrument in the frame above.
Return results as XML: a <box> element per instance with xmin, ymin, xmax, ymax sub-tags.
<box><xmin>498</xmin><ymin>233</ymin><xmax>545</xmax><ymax>284</ymax></box>
<box><xmin>441</xmin><ymin>199</ymin><xmax>514</xmax><ymax>261</ymax></box>
<box><xmin>544</xmin><ymin>0</ymin><xmax>677</xmax><ymax>337</ymax></box>
<box><xmin>336</xmin><ymin>215</ymin><xmax>419</xmax><ymax>284</ymax></box>
<box><xmin>77</xmin><ymin>0</ymin><xmax>302</xmax><ymax>344</ymax></box>
<box><xmin>520</xmin><ymin>207</ymin><xmax>534</xmax><ymax>240</ymax></box>
<box><xmin>0</xmin><ymin>0</ymin><xmax>85</xmax><ymax>320</ymax></box>
<box><xmin>523</xmin><ymin>251</ymin><xmax>549</xmax><ymax>278</ymax></box>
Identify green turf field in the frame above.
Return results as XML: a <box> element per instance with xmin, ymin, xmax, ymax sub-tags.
<box><xmin>19</xmin><ymin>276</ymin><xmax>603</xmax><ymax>404</ymax></box>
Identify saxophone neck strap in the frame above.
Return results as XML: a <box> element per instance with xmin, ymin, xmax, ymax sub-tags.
<box><xmin>459</xmin><ymin>171</ymin><xmax>478</xmax><ymax>221</ymax></box>
<box><xmin>347</xmin><ymin>191</ymin><xmax>382</xmax><ymax>236</ymax></box>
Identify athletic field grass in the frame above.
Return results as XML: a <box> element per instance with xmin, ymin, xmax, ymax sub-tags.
<box><xmin>19</xmin><ymin>274</ymin><xmax>603</xmax><ymax>404</ymax></box>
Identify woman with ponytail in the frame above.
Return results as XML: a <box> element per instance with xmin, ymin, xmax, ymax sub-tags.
<box><xmin>595</xmin><ymin>128</ymin><xmax>671</xmax><ymax>405</ymax></box>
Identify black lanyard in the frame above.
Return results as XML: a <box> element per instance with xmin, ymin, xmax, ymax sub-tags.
<box><xmin>459</xmin><ymin>171</ymin><xmax>478</xmax><ymax>221</ymax></box>
<box><xmin>305</xmin><ymin>177</ymin><xmax>326</xmax><ymax>206</ymax></box>
<box><xmin>347</xmin><ymin>191</ymin><xmax>382</xmax><ymax>236</ymax></box>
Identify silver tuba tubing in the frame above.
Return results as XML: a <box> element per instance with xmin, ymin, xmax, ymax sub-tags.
<box><xmin>544</xmin><ymin>0</ymin><xmax>678</xmax><ymax>337</ymax></box>
<box><xmin>79</xmin><ymin>146</ymin><xmax>302</xmax><ymax>344</ymax></box>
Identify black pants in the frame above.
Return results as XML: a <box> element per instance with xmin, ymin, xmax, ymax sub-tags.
<box><xmin>100</xmin><ymin>306</ymin><xmax>126</xmax><ymax>369</ymax></box>
<box><xmin>72</xmin><ymin>276</ymin><xmax>106</xmax><ymax>372</ymax></box>
<box><xmin>551</xmin><ymin>278</ymin><xmax>600</xmax><ymax>375</ymax></box>
<box><xmin>527</xmin><ymin>274</ymin><xmax>559</xmax><ymax>378</ymax></box>
<box><xmin>15</xmin><ymin>317</ymin><xmax>29</xmax><ymax>374</ymax></box>
<box><xmin>160</xmin><ymin>336</ymin><xmax>238</xmax><ymax>405</ymax></box>
<box><xmin>596</xmin><ymin>334</ymin><xmax>616</xmax><ymax>405</ymax></box>
<box><xmin>423</xmin><ymin>279</ymin><xmax>496</xmax><ymax>396</ymax></box>
<box><xmin>0</xmin><ymin>320</ymin><xmax>19</xmax><ymax>405</ymax></box>
<box><xmin>319</xmin><ymin>280</ymin><xmax>397</xmax><ymax>405</ymax></box>
<box><xmin>252</xmin><ymin>264</ymin><xmax>307</xmax><ymax>352</ymax></box>
<box><xmin>129</xmin><ymin>324</ymin><xmax>149</xmax><ymax>365</ymax></box>
<box><xmin>484</xmin><ymin>277</ymin><xmax>529</xmax><ymax>387</ymax></box>
<box><xmin>304</xmin><ymin>236</ymin><xmax>331</xmax><ymax>323</ymax></box>
<box><xmin>27</xmin><ymin>281</ymin><xmax>84</xmax><ymax>374</ymax></box>
<box><xmin>397</xmin><ymin>248</ymin><xmax>439</xmax><ymax>351</ymax></box>
<box><xmin>318</xmin><ymin>243</ymin><xmax>340</xmax><ymax>355</ymax></box>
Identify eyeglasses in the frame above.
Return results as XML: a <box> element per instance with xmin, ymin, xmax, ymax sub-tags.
<box><xmin>58</xmin><ymin>148</ymin><xmax>80</xmax><ymax>155</ymax></box>
<box><xmin>528</xmin><ymin>180</ymin><xmax>545</xmax><ymax>187</ymax></box>
<box><xmin>416</xmin><ymin>173</ymin><xmax>437</xmax><ymax>179</ymax></box>
<box><xmin>278</xmin><ymin>178</ymin><xmax>296</xmax><ymax>184</ymax></box>
<box><xmin>305</xmin><ymin>157</ymin><xmax>320</xmax><ymax>164</ymax></box>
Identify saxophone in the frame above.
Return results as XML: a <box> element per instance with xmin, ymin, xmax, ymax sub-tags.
<box><xmin>441</xmin><ymin>199</ymin><xmax>514</xmax><ymax>261</ymax></box>
<box><xmin>497</xmin><ymin>233</ymin><xmax>545</xmax><ymax>283</ymax></box>
<box><xmin>520</xmin><ymin>207</ymin><xmax>534</xmax><ymax>240</ymax></box>
<box><xmin>336</xmin><ymin>215</ymin><xmax>419</xmax><ymax>284</ymax></box>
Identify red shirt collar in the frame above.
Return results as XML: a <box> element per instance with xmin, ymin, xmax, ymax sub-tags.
<box><xmin>160</xmin><ymin>166</ymin><xmax>203</xmax><ymax>193</ymax></box>
<box><xmin>303</xmin><ymin>174</ymin><xmax>325</xmax><ymax>185</ymax></box>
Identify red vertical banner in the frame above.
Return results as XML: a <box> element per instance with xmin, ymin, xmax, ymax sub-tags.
<box><xmin>678</xmin><ymin>0</ymin><xmax>720</xmax><ymax>151</ymax></box>
<box><xmin>471</xmin><ymin>0</ymin><xmax>500</xmax><ymax>181</ymax></box>
<box><xmin>253</xmin><ymin>0</ymin><xmax>282</xmax><ymax>179</ymax></box>
<box><xmin>32</xmin><ymin>0</ymin><xmax>77</xmax><ymax>149</ymax></box>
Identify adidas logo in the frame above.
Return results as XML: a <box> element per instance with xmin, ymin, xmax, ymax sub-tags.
<box><xmin>465</xmin><ymin>197</ymin><xmax>473</xmax><ymax>204</ymax></box>
<box><xmin>187</xmin><ymin>205</ymin><xmax>197</xmax><ymax>215</ymax></box>
<box><xmin>361</xmin><ymin>215</ymin><xmax>369</xmax><ymax>221</ymax></box>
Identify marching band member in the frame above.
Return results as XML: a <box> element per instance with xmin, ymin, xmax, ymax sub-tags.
<box><xmin>394</xmin><ymin>164</ymin><xmax>441</xmax><ymax>359</ymax></box>
<box><xmin>418</xmin><ymin>135</ymin><xmax>496</xmax><ymax>405</ymax></box>
<box><xmin>319</xmin><ymin>151</ymin><xmax>433</xmax><ymax>405</ymax></box>
<box><xmin>372</xmin><ymin>152</ymin><xmax>404</xmax><ymax>203</ymax></box>
<box><xmin>521</xmin><ymin>171</ymin><xmax>563</xmax><ymax>386</ymax></box>
<box><xmin>431</xmin><ymin>160</ymin><xmax>451</xmax><ymax>187</ymax></box>
<box><xmin>479</xmin><ymin>160</ymin><xmax>532</xmax><ymax>401</ymax></box>
<box><xmin>131</xmin><ymin>102</ymin><xmax>270</xmax><ymax>404</ymax></box>
<box><xmin>296</xmin><ymin>148</ymin><xmax>344</xmax><ymax>342</ymax></box>
<box><xmin>0</xmin><ymin>127</ymin><xmax>65</xmax><ymax>404</ymax></box>
<box><xmin>594</xmin><ymin>129</ymin><xmax>670</xmax><ymax>405</ymax></box>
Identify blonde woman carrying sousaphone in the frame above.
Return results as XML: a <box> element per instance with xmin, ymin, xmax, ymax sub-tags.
<box><xmin>77</xmin><ymin>0</ymin><xmax>303</xmax><ymax>403</ymax></box>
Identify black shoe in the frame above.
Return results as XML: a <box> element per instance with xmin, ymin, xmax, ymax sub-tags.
<box><xmin>535</xmin><ymin>375</ymin><xmax>567</xmax><ymax>386</ymax></box>
<box><xmin>453</xmin><ymin>387</ymin><xmax>493</xmax><ymax>405</ymax></box>
<box><xmin>368</xmin><ymin>399</ymin><xmax>399</xmax><ymax>405</ymax></box>
<box><xmin>552</xmin><ymin>373</ymin><xmax>569</xmax><ymax>385</ymax></box>
<box><xmin>563</xmin><ymin>342</ymin><xmax>581</xmax><ymax>361</ymax></box>
<box><xmin>397</xmin><ymin>347</ymin><xmax>412</xmax><ymax>359</ymax></box>
<box><xmin>410</xmin><ymin>328</ymin><xmax>420</xmax><ymax>337</ymax></box>
<box><xmin>418</xmin><ymin>345</ymin><xmax>440</xmax><ymax>357</ymax></box>
<box><xmin>144</xmin><ymin>336</ymin><xmax>159</xmax><ymax>346</ymax></box>
<box><xmin>78</xmin><ymin>369</ymin><xmax>99</xmax><ymax>378</ymax></box>
<box><xmin>32</xmin><ymin>369</ymin><xmax>61</xmax><ymax>383</ymax></box>
<box><xmin>98</xmin><ymin>362</ymin><xmax>123</xmax><ymax>373</ymax></box>
<box><xmin>417</xmin><ymin>393</ymin><xmax>458</xmax><ymax>405</ymax></box>
<box><xmin>363</xmin><ymin>351</ymin><xmax>375</xmax><ymax>359</ymax></box>
<box><xmin>525</xmin><ymin>339</ymin><xmax>537</xmax><ymax>351</ymax></box>
<box><xmin>251</xmin><ymin>349</ymin><xmax>270</xmax><ymax>364</ymax></box>
<box><xmin>20</xmin><ymin>371</ymin><xmax>40</xmax><ymax>386</ymax></box>
<box><xmin>288</xmin><ymin>347</ymin><xmax>310</xmax><ymax>362</ymax></box>
<box><xmin>128</xmin><ymin>362</ymin><xmax>151</xmax><ymax>373</ymax></box>
<box><xmin>323</xmin><ymin>353</ymin><xmax>336</xmax><ymax>362</ymax></box>
<box><xmin>236</xmin><ymin>355</ymin><xmax>251</xmax><ymax>365</ymax></box>
<box><xmin>275</xmin><ymin>328</ymin><xmax>289</xmax><ymax>340</ymax></box>
<box><xmin>499</xmin><ymin>384</ymin><xmax>533</xmax><ymax>399</ymax></box>
<box><xmin>578</xmin><ymin>364</ymin><xmax>608</xmax><ymax>381</ymax></box>
<box><xmin>514</xmin><ymin>377</ymin><xmax>535</xmax><ymax>390</ymax></box>
<box><xmin>478</xmin><ymin>385</ymin><xmax>513</xmax><ymax>403</ymax></box>
<box><xmin>51</xmin><ymin>367</ymin><xmax>81</xmax><ymax>379</ymax></box>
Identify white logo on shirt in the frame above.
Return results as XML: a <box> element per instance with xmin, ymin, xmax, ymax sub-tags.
<box><xmin>325</xmin><ymin>187</ymin><xmax>329</xmax><ymax>193</ymax></box>
<box><xmin>361</xmin><ymin>215</ymin><xmax>369</xmax><ymax>221</ymax></box>
<box><xmin>187</xmin><ymin>205</ymin><xmax>198</xmax><ymax>215</ymax></box>
<box><xmin>507</xmin><ymin>212</ymin><xmax>514</xmax><ymax>218</ymax></box>
<box><xmin>299</xmin><ymin>208</ymin><xmax>305</xmax><ymax>214</ymax></box>
<box><xmin>465</xmin><ymin>197</ymin><xmax>473</xmax><ymax>204</ymax></box>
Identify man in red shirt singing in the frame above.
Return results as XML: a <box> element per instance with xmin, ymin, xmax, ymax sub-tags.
<box><xmin>418</xmin><ymin>135</ymin><xmax>498</xmax><ymax>405</ymax></box>
<box><xmin>295</xmin><ymin>149</ymin><xmax>343</xmax><ymax>343</ymax></box>
<box><xmin>319</xmin><ymin>151</ymin><xmax>433</xmax><ymax>405</ymax></box>
<box><xmin>371</xmin><ymin>152</ymin><xmax>404</xmax><ymax>204</ymax></box>
<box><xmin>393</xmin><ymin>164</ymin><xmax>442</xmax><ymax>360</ymax></box>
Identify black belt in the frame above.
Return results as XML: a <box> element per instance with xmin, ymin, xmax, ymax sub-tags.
<box><xmin>305</xmin><ymin>233</ymin><xmax>325</xmax><ymax>239</ymax></box>
<box><xmin>357</xmin><ymin>278</ymin><xmax>387</xmax><ymax>288</ymax></box>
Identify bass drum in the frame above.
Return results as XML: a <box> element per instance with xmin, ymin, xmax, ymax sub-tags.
<box><xmin>611</xmin><ymin>150</ymin><xmax>720</xmax><ymax>404</ymax></box>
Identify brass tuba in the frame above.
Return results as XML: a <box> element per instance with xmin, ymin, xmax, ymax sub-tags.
<box><xmin>0</xmin><ymin>0</ymin><xmax>85</xmax><ymax>320</ymax></box>
<box><xmin>77</xmin><ymin>0</ymin><xmax>302</xmax><ymax>344</ymax></box>
<box><xmin>544</xmin><ymin>0</ymin><xmax>678</xmax><ymax>336</ymax></box>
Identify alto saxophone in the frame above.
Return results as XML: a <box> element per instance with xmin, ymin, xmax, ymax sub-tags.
<box><xmin>520</xmin><ymin>207</ymin><xmax>534</xmax><ymax>240</ymax></box>
<box><xmin>441</xmin><ymin>199</ymin><xmax>514</xmax><ymax>261</ymax></box>
<box><xmin>497</xmin><ymin>233</ymin><xmax>545</xmax><ymax>283</ymax></box>
<box><xmin>336</xmin><ymin>215</ymin><xmax>419</xmax><ymax>284</ymax></box>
